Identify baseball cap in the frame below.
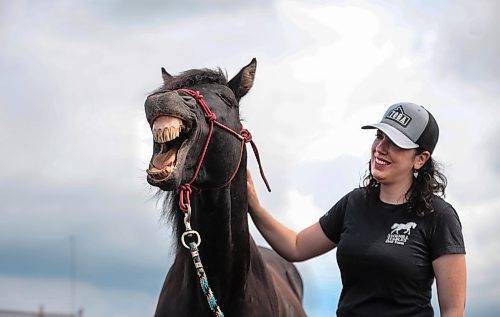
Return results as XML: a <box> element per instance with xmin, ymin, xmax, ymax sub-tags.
<box><xmin>362</xmin><ymin>102</ymin><xmax>439</xmax><ymax>153</ymax></box>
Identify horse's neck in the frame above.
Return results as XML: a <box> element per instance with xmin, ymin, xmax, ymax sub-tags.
<box><xmin>188</xmin><ymin>168</ymin><xmax>252</xmax><ymax>294</ymax></box>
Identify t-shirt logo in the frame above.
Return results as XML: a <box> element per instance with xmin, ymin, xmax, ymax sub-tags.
<box><xmin>385</xmin><ymin>222</ymin><xmax>417</xmax><ymax>245</ymax></box>
<box><xmin>386</xmin><ymin>105</ymin><xmax>412</xmax><ymax>127</ymax></box>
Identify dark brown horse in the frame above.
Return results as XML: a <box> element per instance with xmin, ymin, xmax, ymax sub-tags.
<box><xmin>144</xmin><ymin>59</ymin><xmax>307</xmax><ymax>316</ymax></box>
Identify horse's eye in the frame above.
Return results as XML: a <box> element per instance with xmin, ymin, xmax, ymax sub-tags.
<box><xmin>216</xmin><ymin>93</ymin><xmax>234</xmax><ymax>107</ymax></box>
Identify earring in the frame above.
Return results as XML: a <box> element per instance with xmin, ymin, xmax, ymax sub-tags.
<box><xmin>413</xmin><ymin>169</ymin><xmax>419</xmax><ymax>178</ymax></box>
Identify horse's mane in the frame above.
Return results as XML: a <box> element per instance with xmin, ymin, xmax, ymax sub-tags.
<box><xmin>158</xmin><ymin>68</ymin><xmax>228</xmax><ymax>92</ymax></box>
<box><xmin>154</xmin><ymin>190</ymin><xmax>181</xmax><ymax>240</ymax></box>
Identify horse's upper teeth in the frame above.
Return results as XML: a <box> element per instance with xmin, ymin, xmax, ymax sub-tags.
<box><xmin>172</xmin><ymin>127</ymin><xmax>179</xmax><ymax>139</ymax></box>
<box><xmin>154</xmin><ymin>126</ymin><xmax>182</xmax><ymax>143</ymax></box>
<box><xmin>152</xmin><ymin>115</ymin><xmax>184</xmax><ymax>143</ymax></box>
<box><xmin>164</xmin><ymin>128</ymin><xmax>170</xmax><ymax>142</ymax></box>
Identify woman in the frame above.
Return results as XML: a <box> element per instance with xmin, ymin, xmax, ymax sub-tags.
<box><xmin>247</xmin><ymin>102</ymin><xmax>466</xmax><ymax>317</ymax></box>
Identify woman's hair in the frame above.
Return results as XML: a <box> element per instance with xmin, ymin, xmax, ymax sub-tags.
<box><xmin>362</xmin><ymin>149</ymin><xmax>448</xmax><ymax>216</ymax></box>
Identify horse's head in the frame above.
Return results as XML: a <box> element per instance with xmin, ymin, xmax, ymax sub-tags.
<box><xmin>144</xmin><ymin>59</ymin><xmax>257</xmax><ymax>191</ymax></box>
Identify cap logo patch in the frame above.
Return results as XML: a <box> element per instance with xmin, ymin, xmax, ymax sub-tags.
<box><xmin>386</xmin><ymin>105</ymin><xmax>412</xmax><ymax>127</ymax></box>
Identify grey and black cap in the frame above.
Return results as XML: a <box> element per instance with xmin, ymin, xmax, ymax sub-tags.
<box><xmin>362</xmin><ymin>102</ymin><xmax>439</xmax><ymax>153</ymax></box>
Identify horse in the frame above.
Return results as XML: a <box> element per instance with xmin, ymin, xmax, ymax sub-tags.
<box><xmin>144</xmin><ymin>58</ymin><xmax>307</xmax><ymax>317</ymax></box>
<box><xmin>390</xmin><ymin>222</ymin><xmax>417</xmax><ymax>235</ymax></box>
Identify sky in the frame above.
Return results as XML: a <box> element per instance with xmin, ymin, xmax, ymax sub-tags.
<box><xmin>1</xmin><ymin>0</ymin><xmax>499</xmax><ymax>316</ymax></box>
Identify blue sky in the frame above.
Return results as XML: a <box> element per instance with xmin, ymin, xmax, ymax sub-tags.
<box><xmin>1</xmin><ymin>0</ymin><xmax>499</xmax><ymax>316</ymax></box>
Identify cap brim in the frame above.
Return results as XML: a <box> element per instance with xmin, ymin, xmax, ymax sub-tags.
<box><xmin>362</xmin><ymin>123</ymin><xmax>419</xmax><ymax>149</ymax></box>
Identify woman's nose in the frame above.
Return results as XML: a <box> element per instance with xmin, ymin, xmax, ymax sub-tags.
<box><xmin>376</xmin><ymin>138</ymin><xmax>389</xmax><ymax>153</ymax></box>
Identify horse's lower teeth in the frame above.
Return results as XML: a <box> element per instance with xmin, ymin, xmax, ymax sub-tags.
<box><xmin>149</xmin><ymin>164</ymin><xmax>175</xmax><ymax>179</ymax></box>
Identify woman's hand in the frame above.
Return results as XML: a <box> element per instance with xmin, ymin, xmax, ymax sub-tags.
<box><xmin>246</xmin><ymin>168</ymin><xmax>336</xmax><ymax>262</ymax></box>
<box><xmin>246</xmin><ymin>169</ymin><xmax>262</xmax><ymax>215</ymax></box>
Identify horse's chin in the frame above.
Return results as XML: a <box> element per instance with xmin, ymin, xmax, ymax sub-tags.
<box><xmin>147</xmin><ymin>174</ymin><xmax>181</xmax><ymax>191</ymax></box>
<box><xmin>146</xmin><ymin>115</ymin><xmax>194</xmax><ymax>191</ymax></box>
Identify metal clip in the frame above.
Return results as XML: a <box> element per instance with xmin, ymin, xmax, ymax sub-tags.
<box><xmin>181</xmin><ymin>230</ymin><xmax>201</xmax><ymax>249</ymax></box>
<box><xmin>184</xmin><ymin>204</ymin><xmax>192</xmax><ymax>231</ymax></box>
<box><xmin>181</xmin><ymin>204</ymin><xmax>201</xmax><ymax>249</ymax></box>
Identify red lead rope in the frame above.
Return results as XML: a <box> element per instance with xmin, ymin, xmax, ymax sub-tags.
<box><xmin>177</xmin><ymin>89</ymin><xmax>271</xmax><ymax>212</ymax></box>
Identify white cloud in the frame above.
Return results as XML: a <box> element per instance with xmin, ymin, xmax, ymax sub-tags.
<box><xmin>458</xmin><ymin>198</ymin><xmax>500</xmax><ymax>316</ymax></box>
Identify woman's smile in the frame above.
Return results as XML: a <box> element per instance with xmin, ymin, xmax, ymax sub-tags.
<box><xmin>373</xmin><ymin>156</ymin><xmax>390</xmax><ymax>168</ymax></box>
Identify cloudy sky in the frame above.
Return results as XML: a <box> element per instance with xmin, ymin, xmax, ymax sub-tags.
<box><xmin>1</xmin><ymin>0</ymin><xmax>499</xmax><ymax>316</ymax></box>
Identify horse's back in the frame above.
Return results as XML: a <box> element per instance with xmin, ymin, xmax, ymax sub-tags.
<box><xmin>258</xmin><ymin>246</ymin><xmax>306</xmax><ymax>316</ymax></box>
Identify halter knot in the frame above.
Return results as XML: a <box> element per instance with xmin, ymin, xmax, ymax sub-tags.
<box><xmin>179</xmin><ymin>184</ymin><xmax>193</xmax><ymax>212</ymax></box>
<box><xmin>205</xmin><ymin>112</ymin><xmax>217</xmax><ymax>122</ymax></box>
<box><xmin>240</xmin><ymin>129</ymin><xmax>252</xmax><ymax>143</ymax></box>
<box><xmin>180</xmin><ymin>183</ymin><xmax>193</xmax><ymax>194</ymax></box>
<box><xmin>191</xmin><ymin>91</ymin><xmax>203</xmax><ymax>101</ymax></box>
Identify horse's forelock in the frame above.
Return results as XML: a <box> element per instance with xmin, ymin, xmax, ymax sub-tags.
<box><xmin>161</xmin><ymin>68</ymin><xmax>228</xmax><ymax>91</ymax></box>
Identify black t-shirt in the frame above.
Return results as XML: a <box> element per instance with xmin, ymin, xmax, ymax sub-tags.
<box><xmin>319</xmin><ymin>188</ymin><xmax>465</xmax><ymax>317</ymax></box>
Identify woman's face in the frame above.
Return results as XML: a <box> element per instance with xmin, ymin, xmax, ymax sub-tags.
<box><xmin>370</xmin><ymin>130</ymin><xmax>428</xmax><ymax>186</ymax></box>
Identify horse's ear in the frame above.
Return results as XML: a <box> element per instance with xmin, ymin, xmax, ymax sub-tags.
<box><xmin>161</xmin><ymin>67</ymin><xmax>173</xmax><ymax>83</ymax></box>
<box><xmin>228</xmin><ymin>58</ymin><xmax>257</xmax><ymax>101</ymax></box>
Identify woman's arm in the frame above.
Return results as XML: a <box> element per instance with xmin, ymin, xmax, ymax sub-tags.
<box><xmin>433</xmin><ymin>253</ymin><xmax>467</xmax><ymax>317</ymax></box>
<box><xmin>247</xmin><ymin>169</ymin><xmax>336</xmax><ymax>262</ymax></box>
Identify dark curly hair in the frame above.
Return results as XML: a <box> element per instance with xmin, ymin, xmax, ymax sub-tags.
<box><xmin>362</xmin><ymin>149</ymin><xmax>447</xmax><ymax>216</ymax></box>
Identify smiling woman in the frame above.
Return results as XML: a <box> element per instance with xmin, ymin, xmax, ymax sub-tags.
<box><xmin>247</xmin><ymin>102</ymin><xmax>466</xmax><ymax>317</ymax></box>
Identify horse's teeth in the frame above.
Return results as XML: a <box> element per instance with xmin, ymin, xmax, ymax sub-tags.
<box><xmin>152</xmin><ymin>126</ymin><xmax>182</xmax><ymax>143</ymax></box>
<box><xmin>147</xmin><ymin>162</ymin><xmax>176</xmax><ymax>179</ymax></box>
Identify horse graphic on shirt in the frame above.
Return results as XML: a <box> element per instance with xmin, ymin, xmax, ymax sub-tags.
<box><xmin>390</xmin><ymin>222</ymin><xmax>417</xmax><ymax>235</ymax></box>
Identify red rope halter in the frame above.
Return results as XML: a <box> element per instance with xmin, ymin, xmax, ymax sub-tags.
<box><xmin>177</xmin><ymin>89</ymin><xmax>271</xmax><ymax>212</ymax></box>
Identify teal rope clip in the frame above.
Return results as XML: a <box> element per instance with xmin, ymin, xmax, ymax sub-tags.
<box><xmin>182</xmin><ymin>204</ymin><xmax>224</xmax><ymax>317</ymax></box>
<box><xmin>188</xmin><ymin>241</ymin><xmax>224</xmax><ymax>317</ymax></box>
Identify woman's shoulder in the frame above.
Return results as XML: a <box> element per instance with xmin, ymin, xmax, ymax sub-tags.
<box><xmin>431</xmin><ymin>195</ymin><xmax>456</xmax><ymax>213</ymax></box>
<box><xmin>349</xmin><ymin>187</ymin><xmax>368</xmax><ymax>199</ymax></box>
<box><xmin>343</xmin><ymin>187</ymin><xmax>372</xmax><ymax>209</ymax></box>
<box><xmin>329</xmin><ymin>188</ymin><xmax>368</xmax><ymax>211</ymax></box>
<box><xmin>430</xmin><ymin>195</ymin><xmax>462</xmax><ymax>223</ymax></box>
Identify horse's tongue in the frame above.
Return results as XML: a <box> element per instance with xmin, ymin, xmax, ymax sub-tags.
<box><xmin>151</xmin><ymin>143</ymin><xmax>179</xmax><ymax>170</ymax></box>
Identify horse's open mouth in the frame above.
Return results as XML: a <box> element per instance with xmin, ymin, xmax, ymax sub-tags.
<box><xmin>147</xmin><ymin>115</ymin><xmax>189</xmax><ymax>183</ymax></box>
